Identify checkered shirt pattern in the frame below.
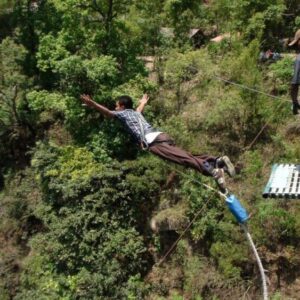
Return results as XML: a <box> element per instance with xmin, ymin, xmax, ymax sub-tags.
<box><xmin>113</xmin><ymin>109</ymin><xmax>155</xmax><ymax>143</ymax></box>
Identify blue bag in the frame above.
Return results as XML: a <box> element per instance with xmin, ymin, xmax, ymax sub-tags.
<box><xmin>225</xmin><ymin>194</ymin><xmax>249</xmax><ymax>224</ymax></box>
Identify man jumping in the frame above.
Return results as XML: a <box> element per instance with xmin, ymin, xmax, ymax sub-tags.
<box><xmin>80</xmin><ymin>94</ymin><xmax>235</xmax><ymax>194</ymax></box>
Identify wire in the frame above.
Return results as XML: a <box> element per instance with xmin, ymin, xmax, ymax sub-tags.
<box><xmin>245</xmin><ymin>98</ymin><xmax>287</xmax><ymax>150</ymax></box>
<box><xmin>153</xmin><ymin>168</ymin><xmax>268</xmax><ymax>299</ymax></box>
<box><xmin>153</xmin><ymin>168</ymin><xmax>220</xmax><ymax>267</ymax></box>
<box><xmin>241</xmin><ymin>224</ymin><xmax>268</xmax><ymax>300</ymax></box>
<box><xmin>154</xmin><ymin>168</ymin><xmax>225</xmax><ymax>267</ymax></box>
<box><xmin>211</xmin><ymin>75</ymin><xmax>290</xmax><ymax>150</ymax></box>
<box><xmin>213</xmin><ymin>76</ymin><xmax>290</xmax><ymax>103</ymax></box>
<box><xmin>155</xmin><ymin>192</ymin><xmax>213</xmax><ymax>267</ymax></box>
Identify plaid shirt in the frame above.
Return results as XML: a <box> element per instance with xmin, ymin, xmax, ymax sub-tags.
<box><xmin>113</xmin><ymin>109</ymin><xmax>156</xmax><ymax>143</ymax></box>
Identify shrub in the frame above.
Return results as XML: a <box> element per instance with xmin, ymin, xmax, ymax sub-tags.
<box><xmin>15</xmin><ymin>142</ymin><xmax>165</xmax><ymax>299</ymax></box>
<box><xmin>268</xmin><ymin>56</ymin><xmax>294</xmax><ymax>94</ymax></box>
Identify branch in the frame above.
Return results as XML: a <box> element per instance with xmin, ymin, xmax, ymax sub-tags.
<box><xmin>75</xmin><ymin>3</ymin><xmax>94</xmax><ymax>10</ymax></box>
<box><xmin>11</xmin><ymin>85</ymin><xmax>21</xmax><ymax>125</ymax></box>
<box><xmin>106</xmin><ymin>0</ymin><xmax>116</xmax><ymax>23</ymax></box>
<box><xmin>85</xmin><ymin>16</ymin><xmax>104</xmax><ymax>24</ymax></box>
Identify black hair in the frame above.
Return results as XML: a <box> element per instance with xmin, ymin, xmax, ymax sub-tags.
<box><xmin>116</xmin><ymin>95</ymin><xmax>133</xmax><ymax>109</ymax></box>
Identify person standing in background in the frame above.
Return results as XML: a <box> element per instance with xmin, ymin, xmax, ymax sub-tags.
<box><xmin>289</xmin><ymin>29</ymin><xmax>300</xmax><ymax>115</ymax></box>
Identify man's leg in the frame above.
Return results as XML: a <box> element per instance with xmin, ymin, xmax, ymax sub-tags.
<box><xmin>291</xmin><ymin>84</ymin><xmax>300</xmax><ymax>115</ymax></box>
<box><xmin>149</xmin><ymin>135</ymin><xmax>215</xmax><ymax>175</ymax></box>
<box><xmin>149</xmin><ymin>134</ymin><xmax>232</xmax><ymax>193</ymax></box>
<box><xmin>216</xmin><ymin>156</ymin><xmax>236</xmax><ymax>177</ymax></box>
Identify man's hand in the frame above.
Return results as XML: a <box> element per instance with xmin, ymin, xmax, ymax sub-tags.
<box><xmin>139</xmin><ymin>94</ymin><xmax>149</xmax><ymax>105</ymax></box>
<box><xmin>80</xmin><ymin>94</ymin><xmax>114</xmax><ymax>118</ymax></box>
<box><xmin>80</xmin><ymin>94</ymin><xmax>94</xmax><ymax>107</ymax></box>
<box><xmin>136</xmin><ymin>94</ymin><xmax>149</xmax><ymax>113</ymax></box>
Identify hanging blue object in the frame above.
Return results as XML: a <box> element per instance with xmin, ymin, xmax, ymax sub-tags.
<box><xmin>225</xmin><ymin>194</ymin><xmax>249</xmax><ymax>224</ymax></box>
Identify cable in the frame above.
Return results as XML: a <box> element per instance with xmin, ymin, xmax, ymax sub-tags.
<box><xmin>155</xmin><ymin>192</ymin><xmax>213</xmax><ymax>267</ymax></box>
<box><xmin>213</xmin><ymin>75</ymin><xmax>290</xmax><ymax>103</ymax></box>
<box><xmin>241</xmin><ymin>224</ymin><xmax>268</xmax><ymax>300</ymax></box>
<box><xmin>153</xmin><ymin>168</ymin><xmax>268</xmax><ymax>299</ymax></box>
<box><xmin>244</xmin><ymin>98</ymin><xmax>287</xmax><ymax>150</ymax></box>
<box><xmin>212</xmin><ymin>75</ymin><xmax>289</xmax><ymax>150</ymax></box>
<box><xmin>154</xmin><ymin>169</ymin><xmax>220</xmax><ymax>267</ymax></box>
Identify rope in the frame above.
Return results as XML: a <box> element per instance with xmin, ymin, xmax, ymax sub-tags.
<box><xmin>211</xmin><ymin>75</ymin><xmax>290</xmax><ymax>150</ymax></box>
<box><xmin>244</xmin><ymin>98</ymin><xmax>287</xmax><ymax>150</ymax></box>
<box><xmin>154</xmin><ymin>168</ymin><xmax>223</xmax><ymax>267</ymax></box>
<box><xmin>155</xmin><ymin>193</ymin><xmax>213</xmax><ymax>267</ymax></box>
<box><xmin>154</xmin><ymin>168</ymin><xmax>268</xmax><ymax>299</ymax></box>
<box><xmin>241</xmin><ymin>224</ymin><xmax>268</xmax><ymax>300</ymax></box>
<box><xmin>213</xmin><ymin>76</ymin><xmax>290</xmax><ymax>103</ymax></box>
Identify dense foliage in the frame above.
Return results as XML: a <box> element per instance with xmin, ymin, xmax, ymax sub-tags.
<box><xmin>1</xmin><ymin>1</ymin><xmax>300</xmax><ymax>299</ymax></box>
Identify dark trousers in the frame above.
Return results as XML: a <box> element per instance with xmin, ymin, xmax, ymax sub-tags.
<box><xmin>148</xmin><ymin>133</ymin><xmax>216</xmax><ymax>177</ymax></box>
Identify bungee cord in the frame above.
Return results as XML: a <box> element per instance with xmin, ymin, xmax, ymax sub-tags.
<box><xmin>153</xmin><ymin>167</ymin><xmax>268</xmax><ymax>300</ymax></box>
<box><xmin>241</xmin><ymin>223</ymin><xmax>268</xmax><ymax>300</ymax></box>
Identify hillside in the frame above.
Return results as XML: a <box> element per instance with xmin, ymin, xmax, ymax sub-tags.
<box><xmin>1</xmin><ymin>1</ymin><xmax>300</xmax><ymax>299</ymax></box>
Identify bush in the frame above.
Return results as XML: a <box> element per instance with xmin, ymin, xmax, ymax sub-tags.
<box><xmin>268</xmin><ymin>56</ymin><xmax>294</xmax><ymax>94</ymax></box>
<box><xmin>15</xmin><ymin>142</ymin><xmax>165</xmax><ymax>299</ymax></box>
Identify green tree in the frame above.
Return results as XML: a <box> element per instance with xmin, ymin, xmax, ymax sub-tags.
<box><xmin>14</xmin><ymin>143</ymin><xmax>164</xmax><ymax>299</ymax></box>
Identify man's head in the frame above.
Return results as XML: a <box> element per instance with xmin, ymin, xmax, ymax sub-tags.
<box><xmin>289</xmin><ymin>29</ymin><xmax>300</xmax><ymax>48</ymax></box>
<box><xmin>115</xmin><ymin>95</ymin><xmax>133</xmax><ymax>111</ymax></box>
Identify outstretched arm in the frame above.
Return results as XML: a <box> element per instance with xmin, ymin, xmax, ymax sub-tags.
<box><xmin>136</xmin><ymin>94</ymin><xmax>149</xmax><ymax>113</ymax></box>
<box><xmin>80</xmin><ymin>94</ymin><xmax>114</xmax><ymax>118</ymax></box>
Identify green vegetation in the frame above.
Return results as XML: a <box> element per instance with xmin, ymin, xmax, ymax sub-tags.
<box><xmin>1</xmin><ymin>0</ymin><xmax>300</xmax><ymax>299</ymax></box>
